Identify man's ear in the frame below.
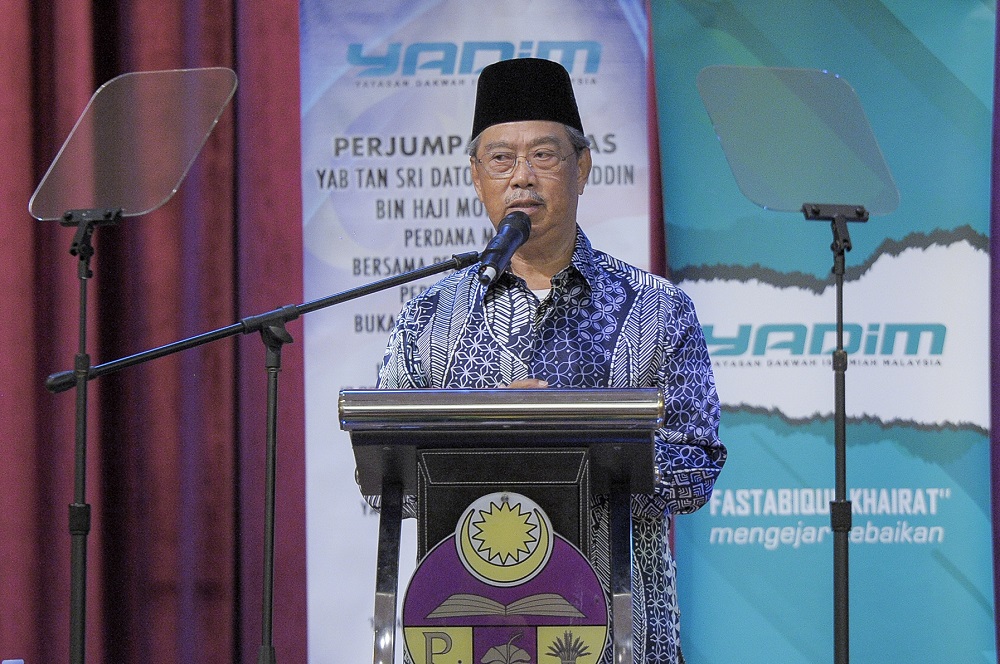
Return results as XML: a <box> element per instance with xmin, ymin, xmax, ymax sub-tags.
<box><xmin>576</xmin><ymin>148</ymin><xmax>592</xmax><ymax>195</ymax></box>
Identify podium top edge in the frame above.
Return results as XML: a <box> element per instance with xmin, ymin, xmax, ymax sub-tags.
<box><xmin>338</xmin><ymin>388</ymin><xmax>665</xmax><ymax>431</ymax></box>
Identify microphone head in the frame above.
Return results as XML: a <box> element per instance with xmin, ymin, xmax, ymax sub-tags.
<box><xmin>499</xmin><ymin>210</ymin><xmax>531</xmax><ymax>238</ymax></box>
<box><xmin>477</xmin><ymin>211</ymin><xmax>532</xmax><ymax>286</ymax></box>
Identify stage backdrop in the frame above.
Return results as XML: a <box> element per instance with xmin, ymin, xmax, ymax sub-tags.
<box><xmin>300</xmin><ymin>1</ymin><xmax>651</xmax><ymax>661</ymax></box>
<box><xmin>652</xmin><ymin>2</ymin><xmax>995</xmax><ymax>663</ymax></box>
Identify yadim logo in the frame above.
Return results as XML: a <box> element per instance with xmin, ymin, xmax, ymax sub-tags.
<box><xmin>347</xmin><ymin>41</ymin><xmax>601</xmax><ymax>77</ymax></box>
<box><xmin>704</xmin><ymin>323</ymin><xmax>946</xmax><ymax>357</ymax></box>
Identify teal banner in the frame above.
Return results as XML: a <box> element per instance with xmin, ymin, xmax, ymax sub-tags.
<box><xmin>652</xmin><ymin>2</ymin><xmax>995</xmax><ymax>663</ymax></box>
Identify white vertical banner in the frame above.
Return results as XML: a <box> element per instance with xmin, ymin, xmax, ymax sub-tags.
<box><xmin>299</xmin><ymin>1</ymin><xmax>651</xmax><ymax>661</ymax></box>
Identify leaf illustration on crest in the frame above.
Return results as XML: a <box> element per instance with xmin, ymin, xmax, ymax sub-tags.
<box><xmin>481</xmin><ymin>632</ymin><xmax>530</xmax><ymax>664</ymax></box>
<box><xmin>546</xmin><ymin>630</ymin><xmax>592</xmax><ymax>662</ymax></box>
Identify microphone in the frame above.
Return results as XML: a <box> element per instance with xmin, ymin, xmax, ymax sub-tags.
<box><xmin>478</xmin><ymin>211</ymin><xmax>531</xmax><ymax>286</ymax></box>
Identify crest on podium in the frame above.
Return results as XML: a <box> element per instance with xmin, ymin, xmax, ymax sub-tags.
<box><xmin>402</xmin><ymin>492</ymin><xmax>609</xmax><ymax>664</ymax></box>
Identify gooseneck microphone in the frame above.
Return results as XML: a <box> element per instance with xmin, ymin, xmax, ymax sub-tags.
<box><xmin>477</xmin><ymin>211</ymin><xmax>531</xmax><ymax>286</ymax></box>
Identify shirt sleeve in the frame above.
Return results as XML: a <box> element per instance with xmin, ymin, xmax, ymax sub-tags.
<box><xmin>363</xmin><ymin>298</ymin><xmax>428</xmax><ymax>517</ymax></box>
<box><xmin>376</xmin><ymin>297</ymin><xmax>429</xmax><ymax>390</ymax></box>
<box><xmin>634</xmin><ymin>288</ymin><xmax>727</xmax><ymax>519</ymax></box>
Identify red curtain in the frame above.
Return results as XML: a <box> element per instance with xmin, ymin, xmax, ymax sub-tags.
<box><xmin>0</xmin><ymin>0</ymin><xmax>306</xmax><ymax>662</ymax></box>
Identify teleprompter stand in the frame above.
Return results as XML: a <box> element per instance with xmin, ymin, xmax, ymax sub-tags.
<box><xmin>697</xmin><ymin>66</ymin><xmax>900</xmax><ymax>664</ymax></box>
<box><xmin>30</xmin><ymin>67</ymin><xmax>238</xmax><ymax>664</ymax></box>
<box><xmin>31</xmin><ymin>66</ymin><xmax>481</xmax><ymax>664</ymax></box>
<box><xmin>339</xmin><ymin>388</ymin><xmax>664</xmax><ymax>664</ymax></box>
<box><xmin>802</xmin><ymin>202</ymin><xmax>868</xmax><ymax>664</ymax></box>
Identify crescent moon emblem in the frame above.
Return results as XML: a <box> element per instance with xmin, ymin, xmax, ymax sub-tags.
<box><xmin>458</xmin><ymin>504</ymin><xmax>552</xmax><ymax>587</ymax></box>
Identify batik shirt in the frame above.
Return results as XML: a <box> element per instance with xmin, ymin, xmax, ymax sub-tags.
<box><xmin>377</xmin><ymin>227</ymin><xmax>726</xmax><ymax>664</ymax></box>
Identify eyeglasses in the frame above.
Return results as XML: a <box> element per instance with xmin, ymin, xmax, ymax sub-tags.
<box><xmin>475</xmin><ymin>147</ymin><xmax>577</xmax><ymax>179</ymax></box>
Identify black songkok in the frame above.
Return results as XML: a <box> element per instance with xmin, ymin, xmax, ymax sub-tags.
<box><xmin>470</xmin><ymin>58</ymin><xmax>584</xmax><ymax>141</ymax></box>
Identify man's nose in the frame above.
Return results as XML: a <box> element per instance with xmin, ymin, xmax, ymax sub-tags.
<box><xmin>507</xmin><ymin>155</ymin><xmax>537</xmax><ymax>186</ymax></box>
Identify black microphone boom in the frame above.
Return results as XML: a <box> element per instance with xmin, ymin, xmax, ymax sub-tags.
<box><xmin>478</xmin><ymin>211</ymin><xmax>531</xmax><ymax>286</ymax></box>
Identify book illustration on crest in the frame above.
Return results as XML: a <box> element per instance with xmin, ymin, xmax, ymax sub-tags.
<box><xmin>425</xmin><ymin>592</ymin><xmax>585</xmax><ymax>619</ymax></box>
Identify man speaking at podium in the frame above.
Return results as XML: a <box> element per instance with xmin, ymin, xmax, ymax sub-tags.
<box><xmin>375</xmin><ymin>58</ymin><xmax>726</xmax><ymax>664</ymax></box>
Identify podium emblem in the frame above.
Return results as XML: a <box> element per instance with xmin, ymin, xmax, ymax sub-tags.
<box><xmin>456</xmin><ymin>492</ymin><xmax>554</xmax><ymax>586</ymax></box>
<box><xmin>402</xmin><ymin>492</ymin><xmax>609</xmax><ymax>664</ymax></box>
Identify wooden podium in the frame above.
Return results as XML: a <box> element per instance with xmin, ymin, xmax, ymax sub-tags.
<box><xmin>339</xmin><ymin>388</ymin><xmax>664</xmax><ymax>664</ymax></box>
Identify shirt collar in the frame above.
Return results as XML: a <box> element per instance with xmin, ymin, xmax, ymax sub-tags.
<box><xmin>564</xmin><ymin>225</ymin><xmax>601</xmax><ymax>288</ymax></box>
<box><xmin>490</xmin><ymin>225</ymin><xmax>599</xmax><ymax>292</ymax></box>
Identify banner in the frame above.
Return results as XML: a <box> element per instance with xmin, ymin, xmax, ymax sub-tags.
<box><xmin>300</xmin><ymin>2</ymin><xmax>651</xmax><ymax>660</ymax></box>
<box><xmin>652</xmin><ymin>2</ymin><xmax>995</xmax><ymax>662</ymax></box>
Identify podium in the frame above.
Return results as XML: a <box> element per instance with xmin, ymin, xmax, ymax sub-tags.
<box><xmin>339</xmin><ymin>388</ymin><xmax>664</xmax><ymax>664</ymax></box>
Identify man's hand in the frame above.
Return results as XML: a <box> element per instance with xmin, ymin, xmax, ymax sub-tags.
<box><xmin>505</xmin><ymin>379</ymin><xmax>549</xmax><ymax>388</ymax></box>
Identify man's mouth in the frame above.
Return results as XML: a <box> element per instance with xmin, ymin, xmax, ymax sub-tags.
<box><xmin>506</xmin><ymin>198</ymin><xmax>543</xmax><ymax>213</ymax></box>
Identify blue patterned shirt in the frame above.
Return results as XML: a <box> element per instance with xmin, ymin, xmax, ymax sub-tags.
<box><xmin>377</xmin><ymin>227</ymin><xmax>726</xmax><ymax>663</ymax></box>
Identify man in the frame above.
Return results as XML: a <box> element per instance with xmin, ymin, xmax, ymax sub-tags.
<box><xmin>376</xmin><ymin>58</ymin><xmax>726</xmax><ymax>664</ymax></box>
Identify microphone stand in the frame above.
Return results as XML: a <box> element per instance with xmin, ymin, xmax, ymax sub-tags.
<box><xmin>802</xmin><ymin>202</ymin><xmax>868</xmax><ymax>664</ymax></box>
<box><xmin>47</xmin><ymin>247</ymin><xmax>480</xmax><ymax>664</ymax></box>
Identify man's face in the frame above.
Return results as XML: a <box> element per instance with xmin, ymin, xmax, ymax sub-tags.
<box><xmin>470</xmin><ymin>120</ymin><xmax>592</xmax><ymax>245</ymax></box>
